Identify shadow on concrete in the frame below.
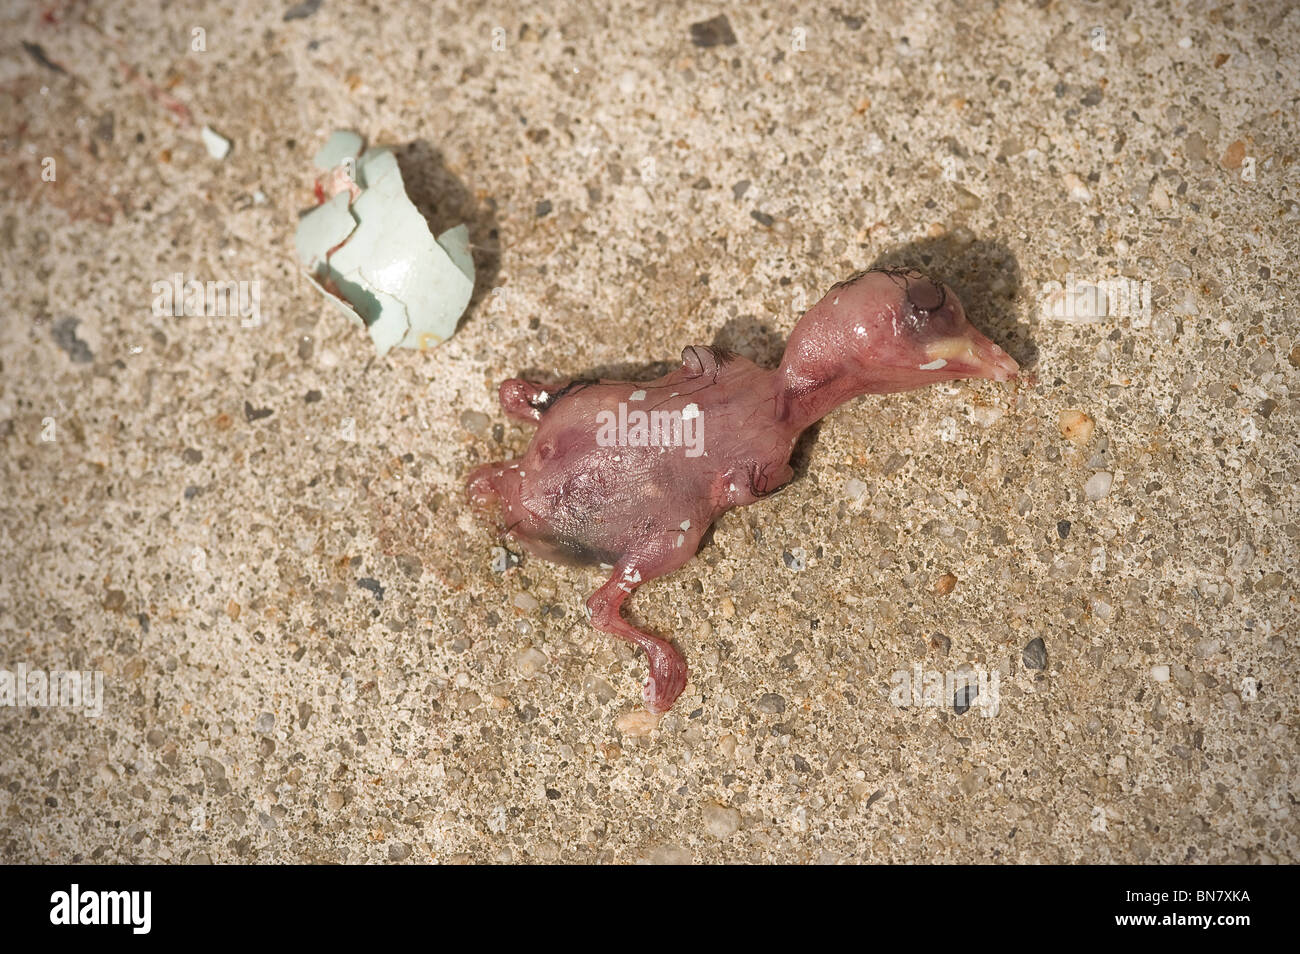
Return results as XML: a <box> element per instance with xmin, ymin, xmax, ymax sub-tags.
<box><xmin>707</xmin><ymin>235</ymin><xmax>1034</xmax><ymax>373</ymax></box>
<box><xmin>510</xmin><ymin>235</ymin><xmax>1032</xmax><ymax>486</ymax></box>
<box><xmin>393</xmin><ymin>139</ymin><xmax>501</xmax><ymax>323</ymax></box>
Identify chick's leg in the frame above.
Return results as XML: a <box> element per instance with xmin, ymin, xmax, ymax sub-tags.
<box><xmin>587</xmin><ymin>573</ymin><xmax>687</xmax><ymax>713</ymax></box>
<box><xmin>585</xmin><ymin>524</ymin><xmax>706</xmax><ymax>712</ymax></box>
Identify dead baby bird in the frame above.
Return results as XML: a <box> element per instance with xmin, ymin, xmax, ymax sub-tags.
<box><xmin>469</xmin><ymin>268</ymin><xmax>1019</xmax><ymax>713</ymax></box>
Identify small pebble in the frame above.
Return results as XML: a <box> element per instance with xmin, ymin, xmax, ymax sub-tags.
<box><xmin>1058</xmin><ymin>409</ymin><xmax>1095</xmax><ymax>443</ymax></box>
<box><xmin>844</xmin><ymin>477</ymin><xmax>869</xmax><ymax>503</ymax></box>
<box><xmin>598</xmin><ymin>742</ymin><xmax>621</xmax><ymax>760</ymax></box>
<box><xmin>514</xmin><ymin>646</ymin><xmax>547</xmax><ymax>678</ymax></box>
<box><xmin>201</xmin><ymin>125</ymin><xmax>232</xmax><ymax>160</ymax></box>
<box><xmin>647</xmin><ymin>844</ymin><xmax>693</xmax><ymax>865</ymax></box>
<box><xmin>615</xmin><ymin>711</ymin><xmax>661</xmax><ymax>736</ymax></box>
<box><xmin>1151</xmin><ymin>664</ymin><xmax>1170</xmax><ymax>682</ymax></box>
<box><xmin>283</xmin><ymin>0</ymin><xmax>323</xmax><ymax>20</ymax></box>
<box><xmin>51</xmin><ymin>317</ymin><xmax>94</xmax><ymax>363</ymax></box>
<box><xmin>459</xmin><ymin>409</ymin><xmax>491</xmax><ymax>437</ymax></box>
<box><xmin>1050</xmin><ymin>555</ymin><xmax>1081</xmax><ymax>580</ymax></box>
<box><xmin>690</xmin><ymin>14</ymin><xmax>737</xmax><ymax>47</ymax></box>
<box><xmin>702</xmin><ymin>803</ymin><xmax>741</xmax><ymax>838</ymax></box>
<box><xmin>1063</xmin><ymin>172</ymin><xmax>1092</xmax><ymax>202</ymax></box>
<box><xmin>1150</xmin><ymin>180</ymin><xmax>1171</xmax><ymax>210</ymax></box>
<box><xmin>1023</xmin><ymin>637</ymin><xmax>1047</xmax><ymax>670</ymax></box>
<box><xmin>584</xmin><ymin>675</ymin><xmax>615</xmax><ymax>703</ymax></box>
<box><xmin>757</xmin><ymin>692</ymin><xmax>786</xmax><ymax>714</ymax></box>
<box><xmin>1084</xmin><ymin>471</ymin><xmax>1114</xmax><ymax>501</ymax></box>
<box><xmin>932</xmin><ymin>572</ymin><xmax>958</xmax><ymax>596</ymax></box>
<box><xmin>387</xmin><ymin>842</ymin><xmax>412</xmax><ymax>862</ymax></box>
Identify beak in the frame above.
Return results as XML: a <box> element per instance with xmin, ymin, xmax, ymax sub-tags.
<box><xmin>925</xmin><ymin>332</ymin><xmax>1019</xmax><ymax>383</ymax></box>
<box><xmin>969</xmin><ymin>335</ymin><xmax>1020</xmax><ymax>382</ymax></box>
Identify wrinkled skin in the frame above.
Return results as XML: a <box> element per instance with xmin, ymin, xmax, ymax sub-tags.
<box><xmin>468</xmin><ymin>268</ymin><xmax>1019</xmax><ymax>712</ymax></box>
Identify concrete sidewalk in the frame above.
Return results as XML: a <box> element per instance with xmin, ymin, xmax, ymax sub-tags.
<box><xmin>0</xmin><ymin>0</ymin><xmax>1295</xmax><ymax>863</ymax></box>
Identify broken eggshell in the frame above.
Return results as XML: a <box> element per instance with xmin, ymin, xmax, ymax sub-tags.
<box><xmin>294</xmin><ymin>130</ymin><xmax>474</xmax><ymax>355</ymax></box>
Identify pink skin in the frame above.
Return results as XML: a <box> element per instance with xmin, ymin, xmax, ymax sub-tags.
<box><xmin>468</xmin><ymin>268</ymin><xmax>1018</xmax><ymax>713</ymax></box>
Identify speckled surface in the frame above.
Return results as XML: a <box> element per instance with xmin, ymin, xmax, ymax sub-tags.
<box><xmin>1</xmin><ymin>1</ymin><xmax>1296</xmax><ymax>863</ymax></box>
